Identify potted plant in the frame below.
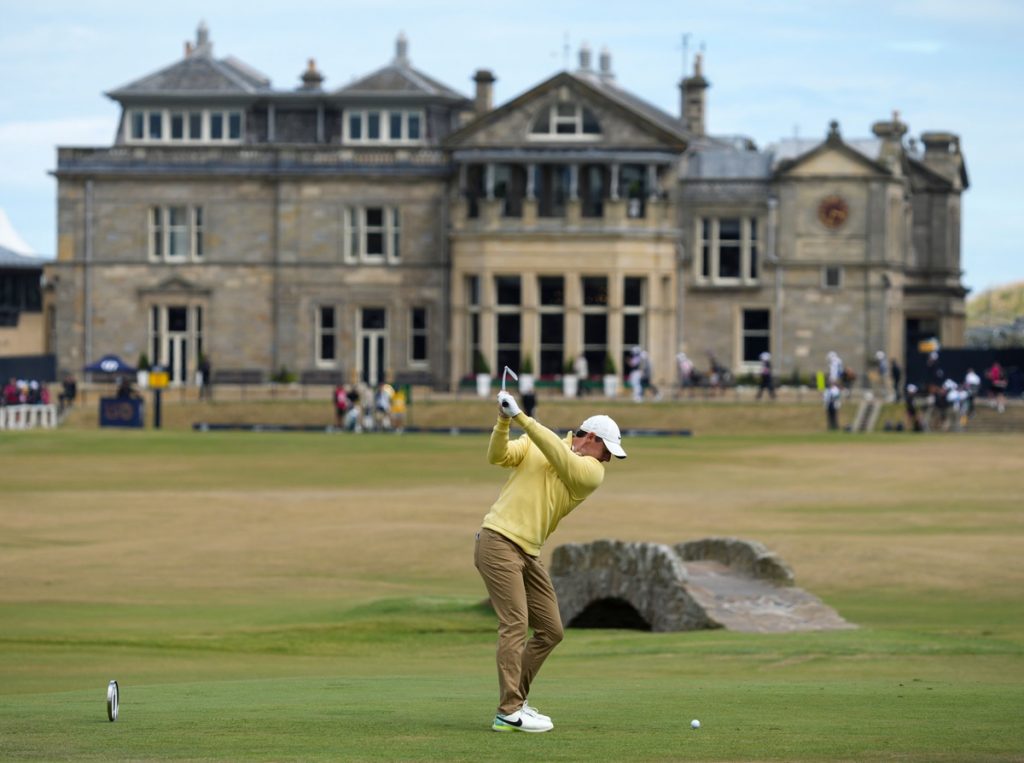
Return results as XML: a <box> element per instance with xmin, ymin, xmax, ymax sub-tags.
<box><xmin>562</xmin><ymin>356</ymin><xmax>578</xmax><ymax>398</ymax></box>
<box><xmin>473</xmin><ymin>350</ymin><xmax>492</xmax><ymax>397</ymax></box>
<box><xmin>603</xmin><ymin>353</ymin><xmax>619</xmax><ymax>398</ymax></box>
<box><xmin>136</xmin><ymin>352</ymin><xmax>151</xmax><ymax>390</ymax></box>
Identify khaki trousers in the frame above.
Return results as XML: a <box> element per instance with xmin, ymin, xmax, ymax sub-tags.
<box><xmin>475</xmin><ymin>528</ymin><xmax>564</xmax><ymax>716</ymax></box>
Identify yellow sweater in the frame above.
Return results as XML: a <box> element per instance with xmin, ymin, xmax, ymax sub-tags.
<box><xmin>481</xmin><ymin>413</ymin><xmax>605</xmax><ymax>556</ymax></box>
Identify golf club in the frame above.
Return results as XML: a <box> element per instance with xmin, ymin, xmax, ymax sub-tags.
<box><xmin>501</xmin><ymin>365</ymin><xmax>518</xmax><ymax>392</ymax></box>
<box><xmin>500</xmin><ymin>366</ymin><xmax>518</xmax><ymax>414</ymax></box>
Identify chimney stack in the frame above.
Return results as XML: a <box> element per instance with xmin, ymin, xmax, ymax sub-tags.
<box><xmin>920</xmin><ymin>131</ymin><xmax>964</xmax><ymax>189</ymax></box>
<box><xmin>194</xmin><ymin>20</ymin><xmax>212</xmax><ymax>57</ymax></box>
<box><xmin>599</xmin><ymin>46</ymin><xmax>613</xmax><ymax>80</ymax></box>
<box><xmin>679</xmin><ymin>53</ymin><xmax>709</xmax><ymax>136</ymax></box>
<box><xmin>473</xmin><ymin>69</ymin><xmax>496</xmax><ymax>114</ymax></box>
<box><xmin>579</xmin><ymin>42</ymin><xmax>592</xmax><ymax>71</ymax></box>
<box><xmin>299</xmin><ymin>58</ymin><xmax>325</xmax><ymax>91</ymax></box>
<box><xmin>395</xmin><ymin>32</ymin><xmax>409</xmax><ymax>65</ymax></box>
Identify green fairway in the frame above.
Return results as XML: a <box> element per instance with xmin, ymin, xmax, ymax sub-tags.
<box><xmin>1</xmin><ymin>429</ymin><xmax>1023</xmax><ymax>761</ymax></box>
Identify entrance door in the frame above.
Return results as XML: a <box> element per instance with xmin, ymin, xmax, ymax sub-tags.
<box><xmin>150</xmin><ymin>304</ymin><xmax>201</xmax><ymax>386</ymax></box>
<box><xmin>163</xmin><ymin>306</ymin><xmax>190</xmax><ymax>384</ymax></box>
<box><xmin>358</xmin><ymin>307</ymin><xmax>387</xmax><ymax>385</ymax></box>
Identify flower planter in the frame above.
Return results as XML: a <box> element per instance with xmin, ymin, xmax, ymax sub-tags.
<box><xmin>475</xmin><ymin>373</ymin><xmax>492</xmax><ymax>397</ymax></box>
<box><xmin>562</xmin><ymin>374</ymin><xmax>578</xmax><ymax>398</ymax></box>
<box><xmin>603</xmin><ymin>374</ymin><xmax>619</xmax><ymax>398</ymax></box>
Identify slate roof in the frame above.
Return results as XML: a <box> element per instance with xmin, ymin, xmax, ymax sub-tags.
<box><xmin>571</xmin><ymin>69</ymin><xmax>688</xmax><ymax>142</ymax></box>
<box><xmin>336</xmin><ymin>59</ymin><xmax>468</xmax><ymax>102</ymax></box>
<box><xmin>107</xmin><ymin>50</ymin><xmax>272</xmax><ymax>99</ymax></box>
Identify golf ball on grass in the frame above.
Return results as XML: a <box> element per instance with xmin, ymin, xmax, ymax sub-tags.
<box><xmin>690</xmin><ymin>719</ymin><xmax>700</xmax><ymax>729</ymax></box>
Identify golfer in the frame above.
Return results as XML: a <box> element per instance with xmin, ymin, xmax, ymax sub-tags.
<box><xmin>476</xmin><ymin>390</ymin><xmax>626</xmax><ymax>733</ymax></box>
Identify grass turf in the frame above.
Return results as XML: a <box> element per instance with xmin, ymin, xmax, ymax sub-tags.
<box><xmin>1</xmin><ymin>429</ymin><xmax>1022</xmax><ymax>761</ymax></box>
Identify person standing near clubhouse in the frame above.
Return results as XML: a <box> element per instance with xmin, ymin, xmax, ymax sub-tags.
<box><xmin>475</xmin><ymin>390</ymin><xmax>626</xmax><ymax>733</ymax></box>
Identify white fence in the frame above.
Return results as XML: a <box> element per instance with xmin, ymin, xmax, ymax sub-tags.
<box><xmin>0</xmin><ymin>405</ymin><xmax>58</xmax><ymax>430</ymax></box>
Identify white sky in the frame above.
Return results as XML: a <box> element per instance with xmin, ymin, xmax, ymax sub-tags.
<box><xmin>1</xmin><ymin>0</ymin><xmax>1021</xmax><ymax>293</ymax></box>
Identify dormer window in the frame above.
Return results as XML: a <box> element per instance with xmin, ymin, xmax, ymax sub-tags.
<box><xmin>126</xmin><ymin>108</ymin><xmax>243</xmax><ymax>144</ymax></box>
<box><xmin>530</xmin><ymin>102</ymin><xmax>601</xmax><ymax>139</ymax></box>
<box><xmin>345</xmin><ymin>108</ymin><xmax>424</xmax><ymax>144</ymax></box>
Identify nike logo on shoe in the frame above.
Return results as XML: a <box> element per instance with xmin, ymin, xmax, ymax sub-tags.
<box><xmin>497</xmin><ymin>715</ymin><xmax>523</xmax><ymax>727</ymax></box>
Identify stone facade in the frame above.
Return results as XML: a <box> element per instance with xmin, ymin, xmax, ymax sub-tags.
<box><xmin>47</xmin><ymin>24</ymin><xmax>968</xmax><ymax>390</ymax></box>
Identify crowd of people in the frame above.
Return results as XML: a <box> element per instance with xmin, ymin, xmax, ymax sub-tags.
<box><xmin>332</xmin><ymin>381</ymin><xmax>407</xmax><ymax>433</ymax></box>
<box><xmin>2</xmin><ymin>378</ymin><xmax>52</xmax><ymax>407</ymax></box>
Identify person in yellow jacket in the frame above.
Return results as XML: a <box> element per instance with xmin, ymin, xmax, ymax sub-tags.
<box><xmin>476</xmin><ymin>389</ymin><xmax>626</xmax><ymax>733</ymax></box>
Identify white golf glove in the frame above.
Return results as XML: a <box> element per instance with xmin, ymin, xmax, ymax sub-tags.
<box><xmin>497</xmin><ymin>391</ymin><xmax>521</xmax><ymax>418</ymax></box>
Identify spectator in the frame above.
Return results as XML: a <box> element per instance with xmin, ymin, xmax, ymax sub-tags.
<box><xmin>58</xmin><ymin>374</ymin><xmax>77</xmax><ymax>413</ymax></box>
<box><xmin>3</xmin><ymin>378</ymin><xmax>18</xmax><ymax>406</ymax></box>
<box><xmin>627</xmin><ymin>346</ymin><xmax>643</xmax><ymax>402</ymax></box>
<box><xmin>905</xmin><ymin>384</ymin><xmax>923</xmax><ymax>432</ymax></box>
<box><xmin>333</xmin><ymin>384</ymin><xmax>350</xmax><ymax>428</ymax></box>
<box><xmin>374</xmin><ymin>382</ymin><xmax>394</xmax><ymax>430</ymax></box>
<box><xmin>824</xmin><ymin>382</ymin><xmax>842</xmax><ymax>430</ymax></box>
<box><xmin>520</xmin><ymin>371</ymin><xmax>537</xmax><ymax>417</ymax></box>
<box><xmin>344</xmin><ymin>384</ymin><xmax>363</xmax><ymax>432</ymax></box>
<box><xmin>986</xmin><ymin>361</ymin><xmax>1007</xmax><ymax>413</ymax></box>
<box><xmin>827</xmin><ymin>351</ymin><xmax>844</xmax><ymax>386</ymax></box>
<box><xmin>391</xmin><ymin>387</ymin><xmax>408</xmax><ymax>433</ymax></box>
<box><xmin>964</xmin><ymin>368</ymin><xmax>981</xmax><ymax>417</ymax></box>
<box><xmin>675</xmin><ymin>352</ymin><xmax>695</xmax><ymax>398</ymax></box>
<box><xmin>573</xmin><ymin>353</ymin><xmax>589</xmax><ymax>397</ymax></box>
<box><xmin>890</xmin><ymin>357</ymin><xmax>902</xmax><ymax>402</ymax></box>
<box><xmin>198</xmin><ymin>355</ymin><xmax>213</xmax><ymax>400</ymax></box>
<box><xmin>756</xmin><ymin>351</ymin><xmax>775</xmax><ymax>401</ymax></box>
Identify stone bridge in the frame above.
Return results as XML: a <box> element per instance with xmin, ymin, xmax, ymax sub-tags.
<box><xmin>549</xmin><ymin>537</ymin><xmax>854</xmax><ymax>633</ymax></box>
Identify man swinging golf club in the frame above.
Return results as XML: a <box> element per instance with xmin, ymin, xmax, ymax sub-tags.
<box><xmin>475</xmin><ymin>370</ymin><xmax>626</xmax><ymax>733</ymax></box>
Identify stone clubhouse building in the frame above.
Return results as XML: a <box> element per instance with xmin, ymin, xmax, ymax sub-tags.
<box><xmin>48</xmin><ymin>23</ymin><xmax>968</xmax><ymax>391</ymax></box>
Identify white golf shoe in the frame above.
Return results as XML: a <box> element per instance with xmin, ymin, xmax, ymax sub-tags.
<box><xmin>521</xmin><ymin>701</ymin><xmax>551</xmax><ymax>723</ymax></box>
<box><xmin>491</xmin><ymin>708</ymin><xmax>553</xmax><ymax>733</ymax></box>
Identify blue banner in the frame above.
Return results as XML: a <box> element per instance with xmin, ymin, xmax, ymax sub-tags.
<box><xmin>99</xmin><ymin>397</ymin><xmax>144</xmax><ymax>428</ymax></box>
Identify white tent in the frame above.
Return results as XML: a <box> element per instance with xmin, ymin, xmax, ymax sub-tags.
<box><xmin>0</xmin><ymin>208</ymin><xmax>35</xmax><ymax>256</ymax></box>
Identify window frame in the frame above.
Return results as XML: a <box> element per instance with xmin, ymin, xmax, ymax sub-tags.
<box><xmin>316</xmin><ymin>304</ymin><xmax>338</xmax><ymax>367</ymax></box>
<box><xmin>342</xmin><ymin>205</ymin><xmax>401</xmax><ymax>264</ymax></box>
<box><xmin>822</xmin><ymin>265</ymin><xmax>843</xmax><ymax>289</ymax></box>
<box><xmin>529</xmin><ymin>101</ymin><xmax>602</xmax><ymax>141</ymax></box>
<box><xmin>126</xmin><ymin>108</ymin><xmax>244</xmax><ymax>144</ymax></box>
<box><xmin>409</xmin><ymin>306</ymin><xmax>429</xmax><ymax>366</ymax></box>
<box><xmin>738</xmin><ymin>307</ymin><xmax>771</xmax><ymax>371</ymax></box>
<box><xmin>695</xmin><ymin>216</ymin><xmax>761</xmax><ymax>286</ymax></box>
<box><xmin>149</xmin><ymin>204</ymin><xmax>205</xmax><ymax>262</ymax></box>
<box><xmin>344</xmin><ymin>108</ymin><xmax>426</xmax><ymax>145</ymax></box>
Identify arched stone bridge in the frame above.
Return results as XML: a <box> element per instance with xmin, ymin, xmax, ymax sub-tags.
<box><xmin>549</xmin><ymin>537</ymin><xmax>854</xmax><ymax>633</ymax></box>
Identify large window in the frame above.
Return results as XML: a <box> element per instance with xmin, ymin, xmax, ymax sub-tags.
<box><xmin>127</xmin><ymin>108</ymin><xmax>242</xmax><ymax>143</ymax></box>
<box><xmin>582</xmin><ymin>276</ymin><xmax>608</xmax><ymax>376</ymax></box>
<box><xmin>316</xmin><ymin>305</ymin><xmax>337</xmax><ymax>365</ymax></box>
<box><xmin>343</xmin><ymin>206</ymin><xmax>400</xmax><ymax>264</ymax></box>
<box><xmin>149</xmin><ymin>205</ymin><xmax>204</xmax><ymax>262</ymax></box>
<box><xmin>495</xmin><ymin>275</ymin><xmax>521</xmax><ymax>374</ymax></box>
<box><xmin>697</xmin><ymin>216</ymin><xmax>760</xmax><ymax>285</ymax></box>
<box><xmin>741</xmin><ymin>309</ymin><xmax>771</xmax><ymax>366</ymax></box>
<box><xmin>346</xmin><ymin>109</ymin><xmax>424</xmax><ymax>144</ymax></box>
<box><xmin>622</xmin><ymin>276</ymin><xmax>646</xmax><ymax>372</ymax></box>
<box><xmin>465</xmin><ymin>275</ymin><xmax>481</xmax><ymax>375</ymax></box>
<box><xmin>530</xmin><ymin>102</ymin><xmax>601</xmax><ymax>138</ymax></box>
<box><xmin>538</xmin><ymin>276</ymin><xmax>565</xmax><ymax>377</ymax></box>
<box><xmin>410</xmin><ymin>307</ymin><xmax>428</xmax><ymax>364</ymax></box>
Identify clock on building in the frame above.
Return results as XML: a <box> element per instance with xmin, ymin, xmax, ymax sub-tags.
<box><xmin>818</xmin><ymin>195</ymin><xmax>849</xmax><ymax>230</ymax></box>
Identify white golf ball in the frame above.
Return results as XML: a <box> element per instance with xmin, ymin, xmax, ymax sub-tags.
<box><xmin>690</xmin><ymin>719</ymin><xmax>700</xmax><ymax>729</ymax></box>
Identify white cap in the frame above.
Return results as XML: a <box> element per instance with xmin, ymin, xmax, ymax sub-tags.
<box><xmin>759</xmin><ymin>352</ymin><xmax>771</xmax><ymax>361</ymax></box>
<box><xmin>578</xmin><ymin>414</ymin><xmax>627</xmax><ymax>459</ymax></box>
